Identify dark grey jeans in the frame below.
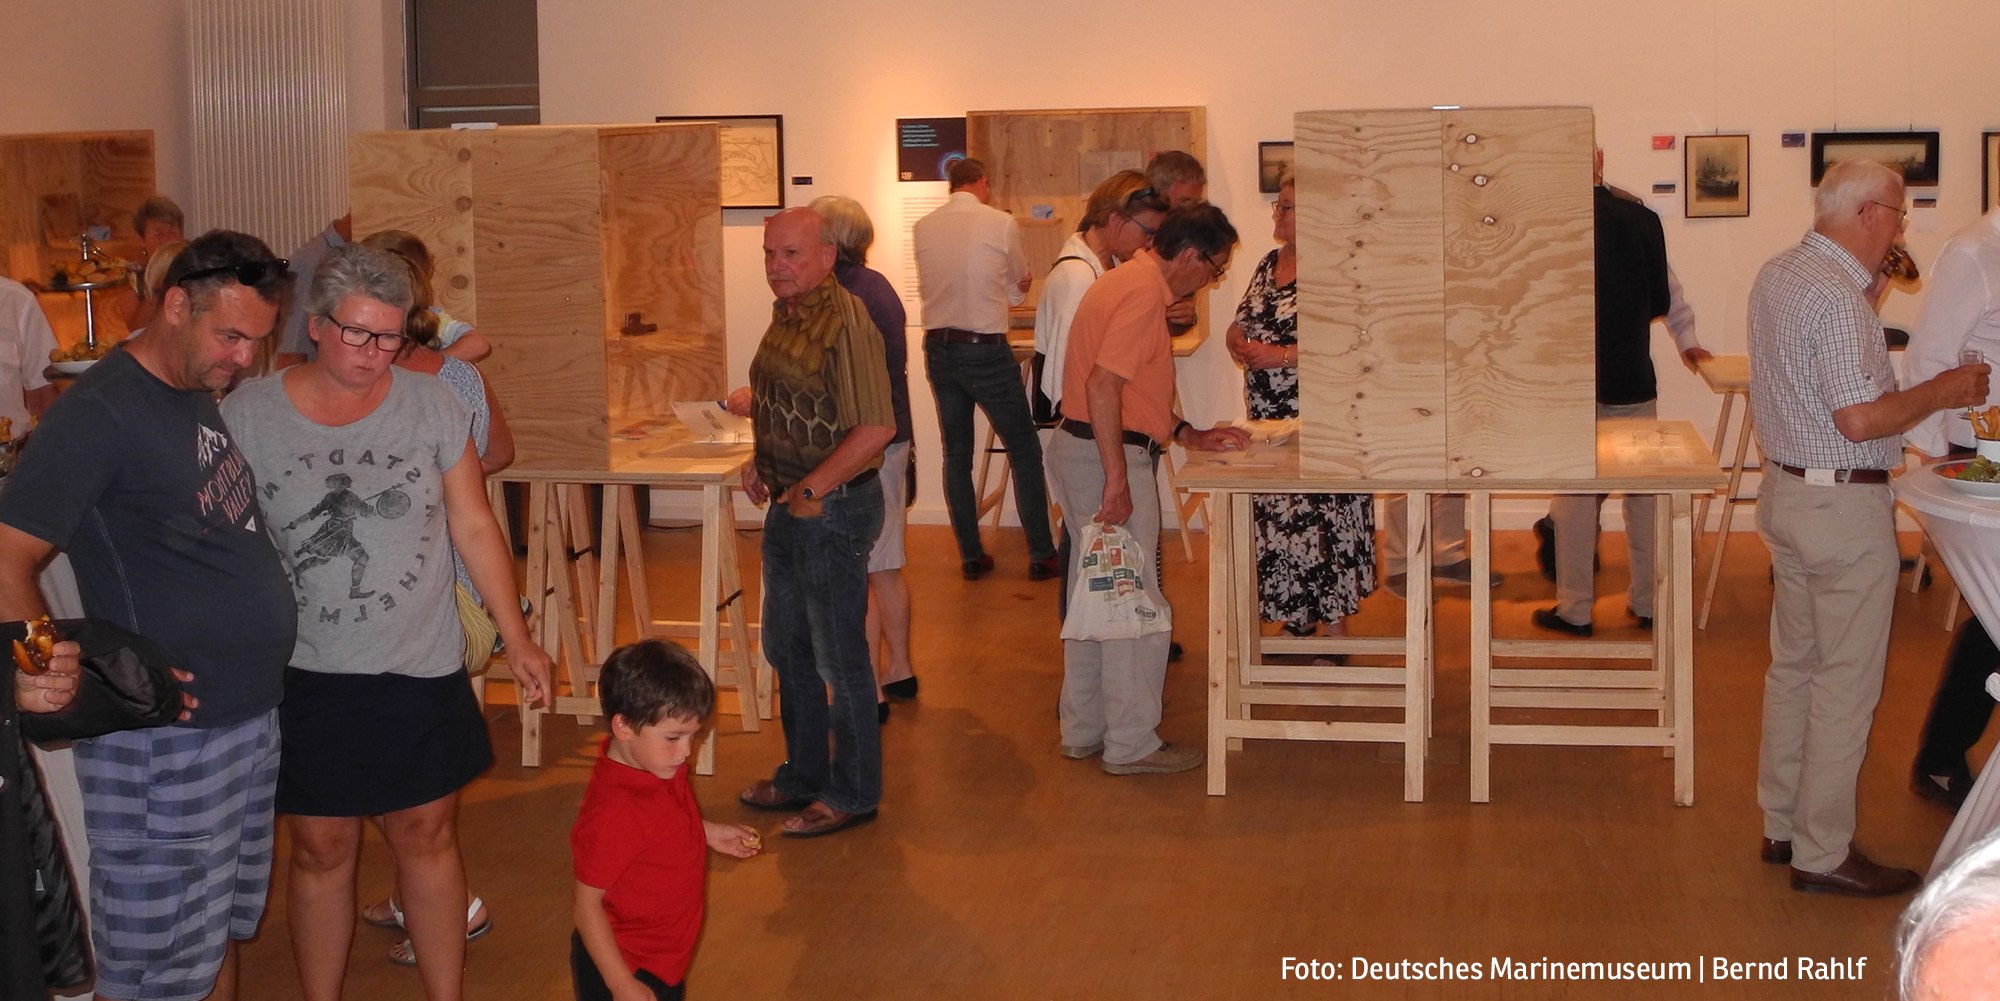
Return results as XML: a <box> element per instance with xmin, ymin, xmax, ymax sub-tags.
<box><xmin>922</xmin><ymin>336</ymin><xmax>1056</xmax><ymax>563</ymax></box>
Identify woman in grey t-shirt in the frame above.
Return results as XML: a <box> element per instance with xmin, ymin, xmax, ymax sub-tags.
<box><xmin>222</xmin><ymin>242</ymin><xmax>551</xmax><ymax>1001</ymax></box>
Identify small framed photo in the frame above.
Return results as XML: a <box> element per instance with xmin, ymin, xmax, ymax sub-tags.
<box><xmin>656</xmin><ymin>114</ymin><xmax>785</xmax><ymax>209</ymax></box>
<box><xmin>1684</xmin><ymin>134</ymin><xmax>1750</xmax><ymax>218</ymax></box>
<box><xmin>1258</xmin><ymin>142</ymin><xmax>1294</xmax><ymax>194</ymax></box>
<box><xmin>1984</xmin><ymin>132</ymin><xmax>2000</xmax><ymax>212</ymax></box>
<box><xmin>1810</xmin><ymin>130</ymin><xmax>1940</xmax><ymax>186</ymax></box>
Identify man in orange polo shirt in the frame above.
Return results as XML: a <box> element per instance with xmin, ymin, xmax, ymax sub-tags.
<box><xmin>1048</xmin><ymin>204</ymin><xmax>1249</xmax><ymax>775</ymax></box>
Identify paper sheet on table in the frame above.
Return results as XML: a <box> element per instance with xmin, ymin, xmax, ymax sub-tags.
<box><xmin>671</xmin><ymin>401</ymin><xmax>754</xmax><ymax>444</ymax></box>
<box><xmin>1241</xmin><ymin>418</ymin><xmax>1299</xmax><ymax>446</ymax></box>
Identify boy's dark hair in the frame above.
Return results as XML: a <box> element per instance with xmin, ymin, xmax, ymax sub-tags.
<box><xmin>600</xmin><ymin>639</ymin><xmax>714</xmax><ymax>727</ymax></box>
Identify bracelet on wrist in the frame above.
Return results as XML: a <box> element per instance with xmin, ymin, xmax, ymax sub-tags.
<box><xmin>1172</xmin><ymin>419</ymin><xmax>1193</xmax><ymax>444</ymax></box>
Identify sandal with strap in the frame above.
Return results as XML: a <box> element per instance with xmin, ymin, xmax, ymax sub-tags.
<box><xmin>383</xmin><ymin>897</ymin><xmax>492</xmax><ymax>966</ymax></box>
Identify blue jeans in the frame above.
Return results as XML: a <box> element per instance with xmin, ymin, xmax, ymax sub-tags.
<box><xmin>922</xmin><ymin>337</ymin><xmax>1057</xmax><ymax>563</ymax></box>
<box><xmin>761</xmin><ymin>476</ymin><xmax>884</xmax><ymax>814</ymax></box>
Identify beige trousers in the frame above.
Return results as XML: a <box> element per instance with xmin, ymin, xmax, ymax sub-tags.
<box><xmin>1549</xmin><ymin>401</ymin><xmax>1658</xmax><ymax>624</ymax></box>
<box><xmin>1382</xmin><ymin>495</ymin><xmax>1467</xmax><ymax>575</ymax></box>
<box><xmin>1754</xmin><ymin>467</ymin><xmax>1900</xmax><ymax>874</ymax></box>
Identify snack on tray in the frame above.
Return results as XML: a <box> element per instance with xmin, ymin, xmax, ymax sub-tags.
<box><xmin>50</xmin><ymin>256</ymin><xmax>129</xmax><ymax>289</ymax></box>
<box><xmin>50</xmin><ymin>339</ymin><xmax>117</xmax><ymax>364</ymax></box>
<box><xmin>1969</xmin><ymin>406</ymin><xmax>2000</xmax><ymax>441</ymax></box>
<box><xmin>10</xmin><ymin>614</ymin><xmax>56</xmax><ymax>675</ymax></box>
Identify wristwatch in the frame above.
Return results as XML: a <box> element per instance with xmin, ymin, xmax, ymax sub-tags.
<box><xmin>798</xmin><ymin>483</ymin><xmax>818</xmax><ymax>502</ymax></box>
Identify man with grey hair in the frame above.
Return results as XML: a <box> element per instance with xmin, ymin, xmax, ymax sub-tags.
<box><xmin>1897</xmin><ymin>830</ymin><xmax>2000</xmax><ymax>998</ymax></box>
<box><xmin>0</xmin><ymin>229</ymin><xmax>297</xmax><ymax>1000</ymax></box>
<box><xmin>1748</xmin><ymin>159</ymin><xmax>1988</xmax><ymax>897</ymax></box>
<box><xmin>737</xmin><ymin>207</ymin><xmax>896</xmax><ymax>838</ymax></box>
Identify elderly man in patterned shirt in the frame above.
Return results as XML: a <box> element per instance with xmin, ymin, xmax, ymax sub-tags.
<box><xmin>735</xmin><ymin>207</ymin><xmax>897</xmax><ymax>840</ymax></box>
<box><xmin>1747</xmin><ymin>159</ymin><xmax>1988</xmax><ymax>897</ymax></box>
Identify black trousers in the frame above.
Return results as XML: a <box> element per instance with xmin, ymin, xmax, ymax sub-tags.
<box><xmin>571</xmin><ymin>931</ymin><xmax>683</xmax><ymax>1001</ymax></box>
<box><xmin>1916</xmin><ymin>616</ymin><xmax>2000</xmax><ymax>776</ymax></box>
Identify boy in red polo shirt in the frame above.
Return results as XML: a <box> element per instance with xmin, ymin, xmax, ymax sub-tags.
<box><xmin>571</xmin><ymin>639</ymin><xmax>762</xmax><ymax>1000</ymax></box>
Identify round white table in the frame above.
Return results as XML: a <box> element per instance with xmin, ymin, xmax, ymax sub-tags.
<box><xmin>1896</xmin><ymin>459</ymin><xmax>2000</xmax><ymax>876</ymax></box>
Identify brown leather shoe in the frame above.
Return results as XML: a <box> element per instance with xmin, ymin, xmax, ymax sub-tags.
<box><xmin>1789</xmin><ymin>850</ymin><xmax>1920</xmax><ymax>897</ymax></box>
<box><xmin>962</xmin><ymin>553</ymin><xmax>995</xmax><ymax>580</ymax></box>
<box><xmin>1029</xmin><ymin>556</ymin><xmax>1062</xmax><ymax>581</ymax></box>
<box><xmin>1760</xmin><ymin>838</ymin><xmax>1792</xmax><ymax>865</ymax></box>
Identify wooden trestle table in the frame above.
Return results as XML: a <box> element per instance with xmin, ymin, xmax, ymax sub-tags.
<box><xmin>1176</xmin><ymin>418</ymin><xmax>1723</xmax><ymax>804</ymax></box>
<box><xmin>492</xmin><ymin>421</ymin><xmax>769</xmax><ymax>776</ymax></box>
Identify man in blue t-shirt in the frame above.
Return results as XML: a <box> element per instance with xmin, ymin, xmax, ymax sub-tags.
<box><xmin>0</xmin><ymin>230</ymin><xmax>297</xmax><ymax>1001</ymax></box>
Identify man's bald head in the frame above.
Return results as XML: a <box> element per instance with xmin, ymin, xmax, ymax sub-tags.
<box><xmin>764</xmin><ymin>207</ymin><xmax>836</xmax><ymax>305</ymax></box>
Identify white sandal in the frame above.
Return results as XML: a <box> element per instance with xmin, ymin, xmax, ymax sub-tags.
<box><xmin>384</xmin><ymin>897</ymin><xmax>491</xmax><ymax>966</ymax></box>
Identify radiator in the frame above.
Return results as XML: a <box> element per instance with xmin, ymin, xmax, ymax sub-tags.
<box><xmin>188</xmin><ymin>0</ymin><xmax>348</xmax><ymax>256</ymax></box>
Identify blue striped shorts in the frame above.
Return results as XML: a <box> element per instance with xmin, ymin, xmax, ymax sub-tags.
<box><xmin>72</xmin><ymin>710</ymin><xmax>281</xmax><ymax>1001</ymax></box>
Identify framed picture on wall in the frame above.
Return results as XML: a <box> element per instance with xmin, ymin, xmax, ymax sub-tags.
<box><xmin>1985</xmin><ymin>132</ymin><xmax>2000</xmax><ymax>211</ymax></box>
<box><xmin>1258</xmin><ymin>142</ymin><xmax>1294</xmax><ymax>194</ymax></box>
<box><xmin>1809</xmin><ymin>131</ymin><xmax>1940</xmax><ymax>186</ymax></box>
<box><xmin>656</xmin><ymin>114</ymin><xmax>785</xmax><ymax>210</ymax></box>
<box><xmin>1684</xmin><ymin>134</ymin><xmax>1750</xmax><ymax>218</ymax></box>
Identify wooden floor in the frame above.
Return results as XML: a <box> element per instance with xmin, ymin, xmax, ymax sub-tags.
<box><xmin>238</xmin><ymin>515</ymin><xmax>1981</xmax><ymax>1000</ymax></box>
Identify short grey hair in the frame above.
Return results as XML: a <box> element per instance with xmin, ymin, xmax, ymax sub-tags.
<box><xmin>809</xmin><ymin>195</ymin><xmax>874</xmax><ymax>267</ymax></box>
<box><xmin>304</xmin><ymin>242</ymin><xmax>414</xmax><ymax>319</ymax></box>
<box><xmin>1814</xmin><ymin>158</ymin><xmax>1901</xmax><ymax>230</ymax></box>
<box><xmin>1897</xmin><ymin>831</ymin><xmax>2000</xmax><ymax>998</ymax></box>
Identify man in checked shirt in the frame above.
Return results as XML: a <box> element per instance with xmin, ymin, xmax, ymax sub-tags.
<box><xmin>1747</xmin><ymin>159</ymin><xmax>1989</xmax><ymax>898</ymax></box>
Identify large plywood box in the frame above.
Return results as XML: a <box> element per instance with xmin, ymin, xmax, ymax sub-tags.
<box><xmin>1</xmin><ymin>130</ymin><xmax>155</xmax><ymax>282</ymax></box>
<box><xmin>350</xmin><ymin>124</ymin><xmax>726</xmax><ymax>471</ymax></box>
<box><xmin>1295</xmin><ymin>107</ymin><xmax>1596</xmax><ymax>482</ymax></box>
<box><xmin>967</xmin><ymin>107</ymin><xmax>1205</xmax><ymax>333</ymax></box>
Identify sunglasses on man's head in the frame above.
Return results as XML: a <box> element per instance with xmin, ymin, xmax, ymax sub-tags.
<box><xmin>174</xmin><ymin>259</ymin><xmax>290</xmax><ymax>289</ymax></box>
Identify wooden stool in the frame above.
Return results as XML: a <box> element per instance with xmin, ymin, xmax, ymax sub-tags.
<box><xmin>1694</xmin><ymin>355</ymin><xmax>1759</xmax><ymax>629</ymax></box>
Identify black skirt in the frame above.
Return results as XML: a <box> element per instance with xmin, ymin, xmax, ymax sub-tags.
<box><xmin>276</xmin><ymin>666</ymin><xmax>493</xmax><ymax>817</ymax></box>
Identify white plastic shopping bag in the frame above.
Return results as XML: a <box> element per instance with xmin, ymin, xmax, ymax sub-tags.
<box><xmin>1060</xmin><ymin>520</ymin><xmax>1172</xmax><ymax>641</ymax></box>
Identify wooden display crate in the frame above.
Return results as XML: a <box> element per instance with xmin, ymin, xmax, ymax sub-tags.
<box><xmin>349</xmin><ymin>123</ymin><xmax>727</xmax><ymax>470</ymax></box>
<box><xmin>1</xmin><ymin>130</ymin><xmax>154</xmax><ymax>283</ymax></box>
<box><xmin>1294</xmin><ymin>107</ymin><xmax>1596</xmax><ymax>481</ymax></box>
<box><xmin>1</xmin><ymin>130</ymin><xmax>153</xmax><ymax>351</ymax></box>
<box><xmin>967</xmin><ymin>107</ymin><xmax>1207</xmax><ymax>341</ymax></box>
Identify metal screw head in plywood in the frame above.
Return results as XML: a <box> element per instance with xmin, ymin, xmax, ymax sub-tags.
<box><xmin>1449</xmin><ymin>163</ymin><xmax>1462</xmax><ymax>171</ymax></box>
<box><xmin>1463</xmin><ymin>134</ymin><xmax>1479</xmax><ymax>144</ymax></box>
<box><xmin>1474</xmin><ymin>175</ymin><xmax>1489</xmax><ymax>186</ymax></box>
<box><xmin>1483</xmin><ymin>216</ymin><xmax>1496</xmax><ymax>225</ymax></box>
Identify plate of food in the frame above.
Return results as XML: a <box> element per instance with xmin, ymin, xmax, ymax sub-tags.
<box><xmin>1936</xmin><ymin>458</ymin><xmax>2000</xmax><ymax>499</ymax></box>
<box><xmin>49</xmin><ymin>360</ymin><xmax>97</xmax><ymax>376</ymax></box>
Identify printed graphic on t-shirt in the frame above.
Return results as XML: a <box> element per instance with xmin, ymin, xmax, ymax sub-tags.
<box><xmin>258</xmin><ymin>446</ymin><xmax>443</xmax><ymax>628</ymax></box>
<box><xmin>193</xmin><ymin>420</ymin><xmax>262</xmax><ymax>533</ymax></box>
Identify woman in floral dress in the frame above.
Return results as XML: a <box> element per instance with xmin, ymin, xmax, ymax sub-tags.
<box><xmin>1225</xmin><ymin>173</ymin><xmax>1376</xmax><ymax>640</ymax></box>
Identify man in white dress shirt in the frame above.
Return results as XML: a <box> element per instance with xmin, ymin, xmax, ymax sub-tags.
<box><xmin>1903</xmin><ymin>209</ymin><xmax>2000</xmax><ymax>813</ymax></box>
<box><xmin>913</xmin><ymin>158</ymin><xmax>1059</xmax><ymax>581</ymax></box>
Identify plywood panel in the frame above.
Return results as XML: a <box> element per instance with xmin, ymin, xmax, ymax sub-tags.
<box><xmin>1294</xmin><ymin>109</ymin><xmax>1448</xmax><ymax>478</ymax></box>
<box><xmin>0</xmin><ymin>131</ymin><xmax>153</xmax><ymax>283</ymax></box>
<box><xmin>470</xmin><ymin>128</ymin><xmax>609</xmax><ymax>469</ymax></box>
<box><xmin>967</xmin><ymin>107</ymin><xmax>1203</xmax><ymax>317</ymax></box>
<box><xmin>349</xmin><ymin>129</ymin><xmax>478</xmax><ymax>322</ymax></box>
<box><xmin>1440</xmin><ymin>108</ymin><xmax>1596</xmax><ymax>480</ymax></box>
<box><xmin>598</xmin><ymin>124</ymin><xmax>726</xmax><ymax>421</ymax></box>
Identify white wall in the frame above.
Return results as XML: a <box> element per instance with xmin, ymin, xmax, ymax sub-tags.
<box><xmin>540</xmin><ymin>0</ymin><xmax>2000</xmax><ymax>530</ymax></box>
<box><xmin>0</xmin><ymin>1</ymin><xmax>402</xmax><ymax>239</ymax></box>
